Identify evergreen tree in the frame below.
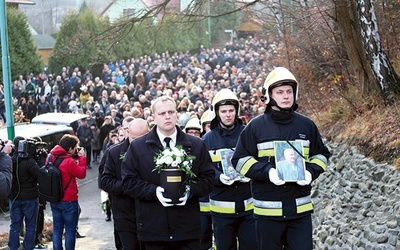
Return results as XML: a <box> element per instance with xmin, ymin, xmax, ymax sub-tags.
<box><xmin>49</xmin><ymin>9</ymin><xmax>107</xmax><ymax>74</ymax></box>
<box><xmin>0</xmin><ymin>7</ymin><xmax>43</xmax><ymax>81</ymax></box>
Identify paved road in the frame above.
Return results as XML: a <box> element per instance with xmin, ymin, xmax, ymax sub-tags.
<box><xmin>0</xmin><ymin>163</ymin><xmax>116</xmax><ymax>249</ymax></box>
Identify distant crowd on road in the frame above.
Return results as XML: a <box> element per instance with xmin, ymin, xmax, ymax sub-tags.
<box><xmin>1</xmin><ymin>37</ymin><xmax>280</xmax><ymax>128</ymax></box>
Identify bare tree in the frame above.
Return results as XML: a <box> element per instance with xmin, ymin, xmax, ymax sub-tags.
<box><xmin>336</xmin><ymin>0</ymin><xmax>400</xmax><ymax>105</ymax></box>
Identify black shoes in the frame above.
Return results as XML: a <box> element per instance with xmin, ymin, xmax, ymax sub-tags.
<box><xmin>76</xmin><ymin>231</ymin><xmax>86</xmax><ymax>238</ymax></box>
<box><xmin>87</xmin><ymin>165</ymin><xmax>92</xmax><ymax>169</ymax></box>
<box><xmin>105</xmin><ymin>216</ymin><xmax>111</xmax><ymax>222</ymax></box>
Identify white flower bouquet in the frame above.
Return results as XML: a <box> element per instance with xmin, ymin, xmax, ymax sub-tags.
<box><xmin>153</xmin><ymin>145</ymin><xmax>197</xmax><ymax>182</ymax></box>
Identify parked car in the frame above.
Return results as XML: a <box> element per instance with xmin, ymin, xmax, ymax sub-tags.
<box><xmin>31</xmin><ymin>113</ymin><xmax>88</xmax><ymax>132</ymax></box>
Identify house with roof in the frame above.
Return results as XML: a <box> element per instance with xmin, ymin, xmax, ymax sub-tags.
<box><xmin>100</xmin><ymin>0</ymin><xmax>191</xmax><ymax>23</ymax></box>
<box><xmin>5</xmin><ymin>0</ymin><xmax>35</xmax><ymax>7</ymax></box>
<box><xmin>32</xmin><ymin>34</ymin><xmax>56</xmax><ymax>65</ymax></box>
<box><xmin>6</xmin><ymin>0</ymin><xmax>55</xmax><ymax>65</ymax></box>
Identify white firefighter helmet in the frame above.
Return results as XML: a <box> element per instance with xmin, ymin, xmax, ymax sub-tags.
<box><xmin>210</xmin><ymin>88</ymin><xmax>240</xmax><ymax>129</ymax></box>
<box><xmin>200</xmin><ymin>109</ymin><xmax>212</xmax><ymax>125</ymax></box>
<box><xmin>263</xmin><ymin>67</ymin><xmax>298</xmax><ymax>105</ymax></box>
<box><xmin>184</xmin><ymin>117</ymin><xmax>202</xmax><ymax>133</ymax></box>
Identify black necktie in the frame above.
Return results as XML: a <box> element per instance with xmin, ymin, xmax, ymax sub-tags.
<box><xmin>164</xmin><ymin>137</ymin><xmax>171</xmax><ymax>148</ymax></box>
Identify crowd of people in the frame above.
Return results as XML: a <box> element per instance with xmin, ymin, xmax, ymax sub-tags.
<box><xmin>0</xmin><ymin>36</ymin><xmax>331</xmax><ymax>250</ymax></box>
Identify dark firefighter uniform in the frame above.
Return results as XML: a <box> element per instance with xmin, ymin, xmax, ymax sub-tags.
<box><xmin>203</xmin><ymin>88</ymin><xmax>257</xmax><ymax>250</ymax></box>
<box><xmin>232</xmin><ymin>66</ymin><xmax>331</xmax><ymax>250</ymax></box>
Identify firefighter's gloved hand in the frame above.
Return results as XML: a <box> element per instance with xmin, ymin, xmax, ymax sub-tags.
<box><xmin>176</xmin><ymin>186</ymin><xmax>190</xmax><ymax>206</ymax></box>
<box><xmin>297</xmin><ymin>170</ymin><xmax>312</xmax><ymax>186</ymax></box>
<box><xmin>239</xmin><ymin>177</ymin><xmax>251</xmax><ymax>183</ymax></box>
<box><xmin>156</xmin><ymin>187</ymin><xmax>173</xmax><ymax>207</ymax></box>
<box><xmin>268</xmin><ymin>168</ymin><xmax>285</xmax><ymax>186</ymax></box>
<box><xmin>219</xmin><ymin>173</ymin><xmax>235</xmax><ymax>185</ymax></box>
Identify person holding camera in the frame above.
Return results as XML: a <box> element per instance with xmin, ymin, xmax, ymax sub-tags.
<box><xmin>48</xmin><ymin>134</ymin><xmax>86</xmax><ymax>250</ymax></box>
<box><xmin>8</xmin><ymin>137</ymin><xmax>40</xmax><ymax>250</ymax></box>
<box><xmin>0</xmin><ymin>138</ymin><xmax>13</xmax><ymax>212</ymax></box>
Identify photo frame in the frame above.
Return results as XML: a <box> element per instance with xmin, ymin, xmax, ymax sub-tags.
<box><xmin>219</xmin><ymin>149</ymin><xmax>250</xmax><ymax>182</ymax></box>
<box><xmin>274</xmin><ymin>141</ymin><xmax>306</xmax><ymax>182</ymax></box>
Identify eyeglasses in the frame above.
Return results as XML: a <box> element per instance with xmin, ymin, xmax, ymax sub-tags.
<box><xmin>187</xmin><ymin>131</ymin><xmax>201</xmax><ymax>136</ymax></box>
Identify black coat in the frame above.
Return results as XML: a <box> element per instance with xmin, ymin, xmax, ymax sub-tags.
<box><xmin>37</xmin><ymin>101</ymin><xmax>51</xmax><ymax>115</ymax></box>
<box><xmin>0</xmin><ymin>152</ymin><xmax>12</xmax><ymax>200</ymax></box>
<box><xmin>99</xmin><ymin>124</ymin><xmax>114</xmax><ymax>148</ymax></box>
<box><xmin>10</xmin><ymin>155</ymin><xmax>39</xmax><ymax>200</ymax></box>
<box><xmin>77</xmin><ymin>124</ymin><xmax>93</xmax><ymax>147</ymax></box>
<box><xmin>121</xmin><ymin>126</ymin><xmax>215</xmax><ymax>242</ymax></box>
<box><xmin>101</xmin><ymin>139</ymin><xmax>136</xmax><ymax>232</ymax></box>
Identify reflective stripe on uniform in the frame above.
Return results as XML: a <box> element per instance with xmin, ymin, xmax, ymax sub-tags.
<box><xmin>296</xmin><ymin>195</ymin><xmax>313</xmax><ymax>213</ymax></box>
<box><xmin>209</xmin><ymin>149</ymin><xmax>222</xmax><ymax>163</ymax></box>
<box><xmin>210</xmin><ymin>154</ymin><xmax>221</xmax><ymax>163</ymax></box>
<box><xmin>253</xmin><ymin>199</ymin><xmax>283</xmax><ymax>216</ymax></box>
<box><xmin>244</xmin><ymin>197</ymin><xmax>254</xmax><ymax>211</ymax></box>
<box><xmin>257</xmin><ymin>141</ymin><xmax>274</xmax><ymax>158</ymax></box>
<box><xmin>200</xmin><ymin>201</ymin><xmax>210</xmax><ymax>212</ymax></box>
<box><xmin>308</xmin><ymin>154</ymin><xmax>328</xmax><ymax>171</ymax></box>
<box><xmin>253</xmin><ymin>196</ymin><xmax>313</xmax><ymax>216</ymax></box>
<box><xmin>236</xmin><ymin>156</ymin><xmax>257</xmax><ymax>175</ymax></box>
<box><xmin>210</xmin><ymin>198</ymin><xmax>254</xmax><ymax>214</ymax></box>
<box><xmin>209</xmin><ymin>148</ymin><xmax>234</xmax><ymax>163</ymax></box>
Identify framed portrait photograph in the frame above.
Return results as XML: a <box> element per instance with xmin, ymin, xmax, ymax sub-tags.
<box><xmin>219</xmin><ymin>149</ymin><xmax>250</xmax><ymax>182</ymax></box>
<box><xmin>274</xmin><ymin>141</ymin><xmax>306</xmax><ymax>182</ymax></box>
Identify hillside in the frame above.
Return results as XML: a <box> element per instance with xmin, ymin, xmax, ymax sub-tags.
<box><xmin>311</xmin><ymin>101</ymin><xmax>400</xmax><ymax>169</ymax></box>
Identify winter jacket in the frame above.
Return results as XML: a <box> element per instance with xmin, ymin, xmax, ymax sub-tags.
<box><xmin>232</xmin><ymin>109</ymin><xmax>331</xmax><ymax>220</ymax></box>
<box><xmin>121</xmin><ymin>125</ymin><xmax>215</xmax><ymax>242</ymax></box>
<box><xmin>49</xmin><ymin>145</ymin><xmax>86</xmax><ymax>202</ymax></box>
<box><xmin>0</xmin><ymin>152</ymin><xmax>12</xmax><ymax>200</ymax></box>
<box><xmin>99</xmin><ymin>124</ymin><xmax>114</xmax><ymax>149</ymax></box>
<box><xmin>37</xmin><ymin>101</ymin><xmax>51</xmax><ymax>115</ymax></box>
<box><xmin>77</xmin><ymin>124</ymin><xmax>93</xmax><ymax>147</ymax></box>
<box><xmin>101</xmin><ymin>139</ymin><xmax>136</xmax><ymax>232</ymax></box>
<box><xmin>10</xmin><ymin>154</ymin><xmax>39</xmax><ymax>200</ymax></box>
<box><xmin>202</xmin><ymin>122</ymin><xmax>253</xmax><ymax>217</ymax></box>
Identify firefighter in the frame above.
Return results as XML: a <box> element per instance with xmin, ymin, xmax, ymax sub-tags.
<box><xmin>200</xmin><ymin>109</ymin><xmax>212</xmax><ymax>137</ymax></box>
<box><xmin>184</xmin><ymin>117</ymin><xmax>202</xmax><ymax>138</ymax></box>
<box><xmin>183</xmin><ymin>117</ymin><xmax>212</xmax><ymax>249</ymax></box>
<box><xmin>203</xmin><ymin>89</ymin><xmax>257</xmax><ymax>250</ymax></box>
<box><xmin>232</xmin><ymin>67</ymin><xmax>331</xmax><ymax>250</ymax></box>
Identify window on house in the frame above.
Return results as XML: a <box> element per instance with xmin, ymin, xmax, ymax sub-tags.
<box><xmin>123</xmin><ymin>9</ymin><xmax>136</xmax><ymax>19</ymax></box>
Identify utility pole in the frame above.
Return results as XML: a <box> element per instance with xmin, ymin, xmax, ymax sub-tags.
<box><xmin>207</xmin><ymin>0</ymin><xmax>211</xmax><ymax>48</ymax></box>
<box><xmin>0</xmin><ymin>1</ymin><xmax>15</xmax><ymax>139</ymax></box>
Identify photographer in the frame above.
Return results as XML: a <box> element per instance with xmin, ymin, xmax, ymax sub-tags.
<box><xmin>0</xmin><ymin>138</ymin><xmax>13</xmax><ymax>212</ymax></box>
<box><xmin>8</xmin><ymin>137</ymin><xmax>41</xmax><ymax>250</ymax></box>
<box><xmin>48</xmin><ymin>134</ymin><xmax>86</xmax><ymax>250</ymax></box>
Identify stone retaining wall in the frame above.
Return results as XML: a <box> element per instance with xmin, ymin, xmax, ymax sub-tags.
<box><xmin>312</xmin><ymin>143</ymin><xmax>400</xmax><ymax>249</ymax></box>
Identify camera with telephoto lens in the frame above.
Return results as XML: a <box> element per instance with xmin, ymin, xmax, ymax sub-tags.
<box><xmin>17</xmin><ymin>139</ymin><xmax>47</xmax><ymax>159</ymax></box>
<box><xmin>73</xmin><ymin>146</ymin><xmax>82</xmax><ymax>157</ymax></box>
<box><xmin>0</xmin><ymin>138</ymin><xmax>15</xmax><ymax>155</ymax></box>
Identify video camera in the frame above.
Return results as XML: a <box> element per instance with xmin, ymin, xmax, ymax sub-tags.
<box><xmin>17</xmin><ymin>139</ymin><xmax>47</xmax><ymax>159</ymax></box>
